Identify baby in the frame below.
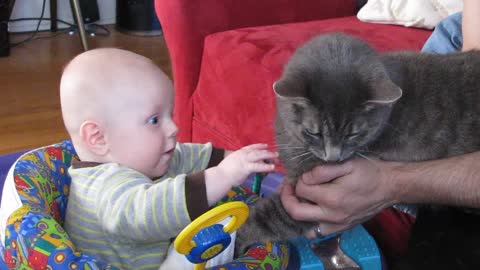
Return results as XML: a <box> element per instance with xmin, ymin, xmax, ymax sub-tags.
<box><xmin>61</xmin><ymin>48</ymin><xmax>277</xmax><ymax>270</ymax></box>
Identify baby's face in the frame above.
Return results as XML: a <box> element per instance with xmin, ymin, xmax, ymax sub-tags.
<box><xmin>105</xmin><ymin>70</ymin><xmax>178</xmax><ymax>179</ymax></box>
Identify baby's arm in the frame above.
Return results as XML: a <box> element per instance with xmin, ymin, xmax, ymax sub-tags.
<box><xmin>204</xmin><ymin>143</ymin><xmax>278</xmax><ymax>205</ymax></box>
<box><xmin>94</xmin><ymin>144</ymin><xmax>276</xmax><ymax>242</ymax></box>
<box><xmin>94</xmin><ymin>168</ymin><xmax>196</xmax><ymax>242</ymax></box>
<box><xmin>224</xmin><ymin>149</ymin><xmax>233</xmax><ymax>158</ymax></box>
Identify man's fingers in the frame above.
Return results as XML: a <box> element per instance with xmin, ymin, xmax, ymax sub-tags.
<box><xmin>280</xmin><ymin>182</ymin><xmax>295</xmax><ymax>197</ymax></box>
<box><xmin>295</xmin><ymin>180</ymin><xmax>333</xmax><ymax>205</ymax></box>
<box><xmin>316</xmin><ymin>223</ymin><xmax>351</xmax><ymax>237</ymax></box>
<box><xmin>300</xmin><ymin>162</ymin><xmax>353</xmax><ymax>185</ymax></box>
<box><xmin>280</xmin><ymin>187</ymin><xmax>327</xmax><ymax>222</ymax></box>
<box><xmin>304</xmin><ymin>223</ymin><xmax>347</xmax><ymax>239</ymax></box>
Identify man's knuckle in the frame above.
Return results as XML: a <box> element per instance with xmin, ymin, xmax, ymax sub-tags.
<box><xmin>336</xmin><ymin>215</ymin><xmax>349</xmax><ymax>225</ymax></box>
<box><xmin>288</xmin><ymin>208</ymin><xmax>302</xmax><ymax>220</ymax></box>
<box><xmin>329</xmin><ymin>213</ymin><xmax>345</xmax><ymax>224</ymax></box>
<box><xmin>323</xmin><ymin>193</ymin><xmax>338</xmax><ymax>207</ymax></box>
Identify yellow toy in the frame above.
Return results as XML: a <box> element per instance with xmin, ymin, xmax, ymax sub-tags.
<box><xmin>174</xmin><ymin>201</ymin><xmax>249</xmax><ymax>270</ymax></box>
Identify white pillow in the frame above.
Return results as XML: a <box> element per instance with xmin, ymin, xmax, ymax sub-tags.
<box><xmin>357</xmin><ymin>0</ymin><xmax>463</xmax><ymax>29</ymax></box>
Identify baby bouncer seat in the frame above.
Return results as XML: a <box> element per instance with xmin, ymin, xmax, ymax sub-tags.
<box><xmin>0</xmin><ymin>140</ymin><xmax>291</xmax><ymax>270</ymax></box>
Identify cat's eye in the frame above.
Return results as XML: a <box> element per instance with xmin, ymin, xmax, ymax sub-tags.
<box><xmin>304</xmin><ymin>128</ymin><xmax>321</xmax><ymax>137</ymax></box>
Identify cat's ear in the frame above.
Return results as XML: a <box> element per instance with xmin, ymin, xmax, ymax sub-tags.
<box><xmin>273</xmin><ymin>79</ymin><xmax>308</xmax><ymax>103</ymax></box>
<box><xmin>368</xmin><ymin>79</ymin><xmax>402</xmax><ymax>104</ymax></box>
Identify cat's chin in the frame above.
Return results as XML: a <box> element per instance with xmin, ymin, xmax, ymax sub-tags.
<box><xmin>284</xmin><ymin>158</ymin><xmax>323</xmax><ymax>182</ymax></box>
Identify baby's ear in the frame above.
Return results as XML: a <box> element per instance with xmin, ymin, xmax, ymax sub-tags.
<box><xmin>79</xmin><ymin>121</ymin><xmax>108</xmax><ymax>156</ymax></box>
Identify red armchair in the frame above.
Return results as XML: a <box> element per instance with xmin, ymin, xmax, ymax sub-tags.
<box><xmin>155</xmin><ymin>0</ymin><xmax>359</xmax><ymax>144</ymax></box>
<box><xmin>154</xmin><ymin>0</ymin><xmax>431</xmax><ymax>150</ymax></box>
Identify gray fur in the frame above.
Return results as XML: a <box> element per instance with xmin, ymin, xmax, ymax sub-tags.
<box><xmin>235</xmin><ymin>33</ymin><xmax>480</xmax><ymax>264</ymax></box>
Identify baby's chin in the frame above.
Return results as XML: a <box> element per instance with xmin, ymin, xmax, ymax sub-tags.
<box><xmin>147</xmin><ymin>155</ymin><xmax>174</xmax><ymax>179</ymax></box>
<box><xmin>147</xmin><ymin>168</ymin><xmax>168</xmax><ymax>179</ymax></box>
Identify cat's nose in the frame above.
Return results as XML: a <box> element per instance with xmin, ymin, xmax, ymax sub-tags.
<box><xmin>325</xmin><ymin>147</ymin><xmax>342</xmax><ymax>162</ymax></box>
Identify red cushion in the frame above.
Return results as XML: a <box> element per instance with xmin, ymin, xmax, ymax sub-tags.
<box><xmin>365</xmin><ymin>208</ymin><xmax>416</xmax><ymax>260</ymax></box>
<box><xmin>192</xmin><ymin>16</ymin><xmax>432</xmax><ymax>150</ymax></box>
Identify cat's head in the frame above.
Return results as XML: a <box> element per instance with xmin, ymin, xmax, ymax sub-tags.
<box><xmin>274</xmin><ymin>33</ymin><xmax>402</xmax><ymax>165</ymax></box>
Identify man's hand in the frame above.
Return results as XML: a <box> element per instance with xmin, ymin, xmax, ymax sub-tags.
<box><xmin>280</xmin><ymin>158</ymin><xmax>398</xmax><ymax>235</ymax></box>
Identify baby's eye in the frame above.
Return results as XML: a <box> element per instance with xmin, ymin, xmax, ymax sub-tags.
<box><xmin>148</xmin><ymin>116</ymin><xmax>159</xmax><ymax>125</ymax></box>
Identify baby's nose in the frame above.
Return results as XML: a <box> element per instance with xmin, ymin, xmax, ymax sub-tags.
<box><xmin>167</xmin><ymin>121</ymin><xmax>178</xmax><ymax>138</ymax></box>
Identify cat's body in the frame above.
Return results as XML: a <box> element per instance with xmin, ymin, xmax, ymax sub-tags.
<box><xmin>236</xmin><ymin>33</ymin><xmax>480</xmax><ymax>269</ymax></box>
<box><xmin>369</xmin><ymin>52</ymin><xmax>480</xmax><ymax>161</ymax></box>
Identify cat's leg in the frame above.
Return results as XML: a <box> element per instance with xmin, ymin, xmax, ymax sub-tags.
<box><xmin>235</xmin><ymin>194</ymin><xmax>314</xmax><ymax>256</ymax></box>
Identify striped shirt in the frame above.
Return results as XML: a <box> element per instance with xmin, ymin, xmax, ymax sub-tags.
<box><xmin>64</xmin><ymin>142</ymin><xmax>223</xmax><ymax>270</ymax></box>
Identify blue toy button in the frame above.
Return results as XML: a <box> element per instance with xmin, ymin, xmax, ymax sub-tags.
<box><xmin>186</xmin><ymin>224</ymin><xmax>232</xmax><ymax>264</ymax></box>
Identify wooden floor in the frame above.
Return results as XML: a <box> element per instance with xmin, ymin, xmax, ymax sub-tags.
<box><xmin>0</xmin><ymin>25</ymin><xmax>171</xmax><ymax>155</ymax></box>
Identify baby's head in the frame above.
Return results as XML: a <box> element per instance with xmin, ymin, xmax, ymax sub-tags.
<box><xmin>60</xmin><ymin>48</ymin><xmax>178</xmax><ymax>178</ymax></box>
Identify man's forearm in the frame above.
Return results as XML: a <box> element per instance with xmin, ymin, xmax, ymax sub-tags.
<box><xmin>462</xmin><ymin>0</ymin><xmax>480</xmax><ymax>51</ymax></box>
<box><xmin>392</xmin><ymin>151</ymin><xmax>480</xmax><ymax>208</ymax></box>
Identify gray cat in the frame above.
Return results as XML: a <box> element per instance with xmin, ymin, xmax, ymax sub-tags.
<box><xmin>235</xmin><ymin>33</ymin><xmax>480</xmax><ymax>269</ymax></box>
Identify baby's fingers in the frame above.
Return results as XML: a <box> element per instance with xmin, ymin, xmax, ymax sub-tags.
<box><xmin>248</xmin><ymin>161</ymin><xmax>275</xmax><ymax>173</ymax></box>
<box><xmin>242</xmin><ymin>143</ymin><xmax>269</xmax><ymax>150</ymax></box>
<box><xmin>247</xmin><ymin>149</ymin><xmax>279</xmax><ymax>162</ymax></box>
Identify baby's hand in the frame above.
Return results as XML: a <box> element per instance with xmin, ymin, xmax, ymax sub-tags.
<box><xmin>218</xmin><ymin>144</ymin><xmax>278</xmax><ymax>186</ymax></box>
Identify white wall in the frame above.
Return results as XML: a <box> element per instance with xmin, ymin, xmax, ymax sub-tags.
<box><xmin>9</xmin><ymin>0</ymin><xmax>116</xmax><ymax>32</ymax></box>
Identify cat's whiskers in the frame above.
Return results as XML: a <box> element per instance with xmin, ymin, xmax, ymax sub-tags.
<box><xmin>296</xmin><ymin>154</ymin><xmax>316</xmax><ymax>166</ymax></box>
<box><xmin>287</xmin><ymin>151</ymin><xmax>311</xmax><ymax>162</ymax></box>
<box><xmin>258</xmin><ymin>143</ymin><xmax>285</xmax><ymax>151</ymax></box>
<box><xmin>355</xmin><ymin>152</ymin><xmax>380</xmax><ymax>168</ymax></box>
<box><xmin>275</xmin><ymin>146</ymin><xmax>306</xmax><ymax>150</ymax></box>
<box><xmin>273</xmin><ymin>143</ymin><xmax>304</xmax><ymax>147</ymax></box>
<box><xmin>273</xmin><ymin>143</ymin><xmax>307</xmax><ymax>152</ymax></box>
<box><xmin>274</xmin><ymin>143</ymin><xmax>298</xmax><ymax>146</ymax></box>
<box><xmin>358</xmin><ymin>149</ymin><xmax>381</xmax><ymax>156</ymax></box>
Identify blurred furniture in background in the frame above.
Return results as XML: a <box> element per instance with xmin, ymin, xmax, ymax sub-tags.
<box><xmin>116</xmin><ymin>0</ymin><xmax>162</xmax><ymax>36</ymax></box>
<box><xmin>0</xmin><ymin>0</ymin><xmax>15</xmax><ymax>56</ymax></box>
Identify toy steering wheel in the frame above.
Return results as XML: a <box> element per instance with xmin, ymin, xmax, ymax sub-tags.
<box><xmin>174</xmin><ymin>201</ymin><xmax>249</xmax><ymax>270</ymax></box>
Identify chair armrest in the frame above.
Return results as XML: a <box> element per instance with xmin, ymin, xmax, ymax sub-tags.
<box><xmin>154</xmin><ymin>0</ymin><xmax>356</xmax><ymax>142</ymax></box>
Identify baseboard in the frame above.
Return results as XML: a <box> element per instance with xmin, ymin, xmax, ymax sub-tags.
<box><xmin>8</xmin><ymin>0</ymin><xmax>116</xmax><ymax>33</ymax></box>
<box><xmin>7</xmin><ymin>17</ymin><xmax>115</xmax><ymax>33</ymax></box>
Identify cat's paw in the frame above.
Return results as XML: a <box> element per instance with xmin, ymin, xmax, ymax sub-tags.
<box><xmin>234</xmin><ymin>226</ymin><xmax>261</xmax><ymax>257</ymax></box>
